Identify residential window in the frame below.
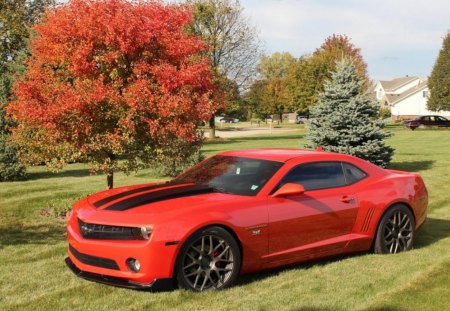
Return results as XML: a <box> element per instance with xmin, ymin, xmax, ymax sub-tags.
<box><xmin>423</xmin><ymin>91</ymin><xmax>428</xmax><ymax>98</ymax></box>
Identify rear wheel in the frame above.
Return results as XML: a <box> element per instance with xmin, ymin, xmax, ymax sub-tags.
<box><xmin>374</xmin><ymin>205</ymin><xmax>415</xmax><ymax>254</ymax></box>
<box><xmin>175</xmin><ymin>226</ymin><xmax>241</xmax><ymax>291</ymax></box>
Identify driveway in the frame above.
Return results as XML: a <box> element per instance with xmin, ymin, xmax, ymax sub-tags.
<box><xmin>204</xmin><ymin>127</ymin><xmax>296</xmax><ymax>138</ymax></box>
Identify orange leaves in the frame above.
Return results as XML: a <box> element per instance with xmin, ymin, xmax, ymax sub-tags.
<box><xmin>7</xmin><ymin>0</ymin><xmax>218</xmax><ymax>175</ymax></box>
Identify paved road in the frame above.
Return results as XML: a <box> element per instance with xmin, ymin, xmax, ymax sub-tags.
<box><xmin>204</xmin><ymin>127</ymin><xmax>296</xmax><ymax>138</ymax></box>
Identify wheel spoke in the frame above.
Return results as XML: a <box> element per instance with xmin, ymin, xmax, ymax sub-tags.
<box><xmin>209</xmin><ymin>235</ymin><xmax>213</xmax><ymax>254</ymax></box>
<box><xmin>186</xmin><ymin>252</ymin><xmax>197</xmax><ymax>261</ymax></box>
<box><xmin>201</xmin><ymin>236</ymin><xmax>206</xmax><ymax>253</ymax></box>
<box><xmin>394</xmin><ymin>240</ymin><xmax>399</xmax><ymax>253</ymax></box>
<box><xmin>200</xmin><ymin>273</ymin><xmax>208</xmax><ymax>291</ymax></box>
<box><xmin>212</xmin><ymin>240</ymin><xmax>225</xmax><ymax>253</ymax></box>
<box><xmin>185</xmin><ymin>269</ymin><xmax>200</xmax><ymax>277</ymax></box>
<box><xmin>183</xmin><ymin>261</ymin><xmax>197</xmax><ymax>270</ymax></box>
<box><xmin>193</xmin><ymin>272</ymin><xmax>201</xmax><ymax>288</ymax></box>
<box><xmin>401</xmin><ymin>219</ymin><xmax>411</xmax><ymax>230</ymax></box>
<box><xmin>191</xmin><ymin>246</ymin><xmax>201</xmax><ymax>254</ymax></box>
<box><xmin>217</xmin><ymin>245</ymin><xmax>230</xmax><ymax>259</ymax></box>
<box><xmin>217</xmin><ymin>258</ymin><xmax>234</xmax><ymax>263</ymax></box>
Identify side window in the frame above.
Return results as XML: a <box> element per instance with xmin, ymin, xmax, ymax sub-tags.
<box><xmin>280</xmin><ymin>162</ymin><xmax>346</xmax><ymax>191</ymax></box>
<box><xmin>342</xmin><ymin>162</ymin><xmax>367</xmax><ymax>184</ymax></box>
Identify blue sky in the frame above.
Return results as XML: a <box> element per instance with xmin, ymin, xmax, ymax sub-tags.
<box><xmin>240</xmin><ymin>0</ymin><xmax>450</xmax><ymax>81</ymax></box>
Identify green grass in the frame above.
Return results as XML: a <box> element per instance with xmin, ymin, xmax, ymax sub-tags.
<box><xmin>0</xmin><ymin>128</ymin><xmax>449</xmax><ymax>310</ymax></box>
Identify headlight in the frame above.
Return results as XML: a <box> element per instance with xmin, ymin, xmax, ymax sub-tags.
<box><xmin>78</xmin><ymin>219</ymin><xmax>152</xmax><ymax>240</ymax></box>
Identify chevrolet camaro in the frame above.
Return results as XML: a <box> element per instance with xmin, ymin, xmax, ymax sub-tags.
<box><xmin>66</xmin><ymin>149</ymin><xmax>428</xmax><ymax>291</ymax></box>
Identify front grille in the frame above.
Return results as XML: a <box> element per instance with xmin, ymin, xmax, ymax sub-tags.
<box><xmin>78</xmin><ymin>219</ymin><xmax>141</xmax><ymax>240</ymax></box>
<box><xmin>69</xmin><ymin>244</ymin><xmax>120</xmax><ymax>270</ymax></box>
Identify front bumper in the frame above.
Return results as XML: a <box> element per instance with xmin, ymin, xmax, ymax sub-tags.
<box><xmin>65</xmin><ymin>257</ymin><xmax>174</xmax><ymax>291</ymax></box>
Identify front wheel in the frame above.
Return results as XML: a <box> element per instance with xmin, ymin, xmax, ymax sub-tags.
<box><xmin>374</xmin><ymin>205</ymin><xmax>415</xmax><ymax>254</ymax></box>
<box><xmin>175</xmin><ymin>226</ymin><xmax>241</xmax><ymax>291</ymax></box>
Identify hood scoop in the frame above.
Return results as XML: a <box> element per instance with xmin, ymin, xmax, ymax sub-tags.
<box><xmin>99</xmin><ymin>184</ymin><xmax>214</xmax><ymax>211</ymax></box>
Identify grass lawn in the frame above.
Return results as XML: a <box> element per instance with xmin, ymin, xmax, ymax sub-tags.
<box><xmin>0</xmin><ymin>127</ymin><xmax>449</xmax><ymax>310</ymax></box>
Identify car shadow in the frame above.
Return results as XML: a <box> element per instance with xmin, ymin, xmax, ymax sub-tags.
<box><xmin>388</xmin><ymin>160</ymin><xmax>434</xmax><ymax>172</ymax></box>
<box><xmin>414</xmin><ymin>217</ymin><xmax>450</xmax><ymax>249</ymax></box>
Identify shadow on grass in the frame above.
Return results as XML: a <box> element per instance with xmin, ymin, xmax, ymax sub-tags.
<box><xmin>388</xmin><ymin>160</ymin><xmax>434</xmax><ymax>172</ymax></box>
<box><xmin>27</xmin><ymin>168</ymin><xmax>91</xmax><ymax>180</ymax></box>
<box><xmin>0</xmin><ymin>223</ymin><xmax>66</xmax><ymax>249</ymax></box>
<box><xmin>415</xmin><ymin>217</ymin><xmax>450</xmax><ymax>249</ymax></box>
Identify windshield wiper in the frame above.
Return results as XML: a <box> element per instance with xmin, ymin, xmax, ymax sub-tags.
<box><xmin>211</xmin><ymin>186</ymin><xmax>231</xmax><ymax>194</ymax></box>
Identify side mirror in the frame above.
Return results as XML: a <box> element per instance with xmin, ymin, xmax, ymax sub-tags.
<box><xmin>271</xmin><ymin>183</ymin><xmax>305</xmax><ymax>198</ymax></box>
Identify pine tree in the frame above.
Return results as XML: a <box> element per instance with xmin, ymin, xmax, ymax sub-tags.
<box><xmin>0</xmin><ymin>105</ymin><xmax>26</xmax><ymax>181</ymax></box>
<box><xmin>308</xmin><ymin>59</ymin><xmax>394</xmax><ymax>167</ymax></box>
<box><xmin>428</xmin><ymin>32</ymin><xmax>450</xmax><ymax>111</ymax></box>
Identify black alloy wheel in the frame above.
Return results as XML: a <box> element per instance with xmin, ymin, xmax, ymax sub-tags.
<box><xmin>176</xmin><ymin>226</ymin><xmax>241</xmax><ymax>291</ymax></box>
<box><xmin>374</xmin><ymin>204</ymin><xmax>415</xmax><ymax>254</ymax></box>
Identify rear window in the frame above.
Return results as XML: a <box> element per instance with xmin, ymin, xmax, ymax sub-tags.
<box><xmin>278</xmin><ymin>162</ymin><xmax>347</xmax><ymax>191</ymax></box>
<box><xmin>342</xmin><ymin>162</ymin><xmax>367</xmax><ymax>184</ymax></box>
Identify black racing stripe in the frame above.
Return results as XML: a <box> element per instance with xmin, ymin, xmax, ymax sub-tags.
<box><xmin>104</xmin><ymin>184</ymin><xmax>214</xmax><ymax>211</ymax></box>
<box><xmin>93</xmin><ymin>183</ymin><xmax>172</xmax><ymax>208</ymax></box>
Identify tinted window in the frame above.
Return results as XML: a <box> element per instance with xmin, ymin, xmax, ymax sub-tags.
<box><xmin>279</xmin><ymin>162</ymin><xmax>346</xmax><ymax>191</ymax></box>
<box><xmin>173</xmin><ymin>156</ymin><xmax>283</xmax><ymax>196</ymax></box>
<box><xmin>342</xmin><ymin>162</ymin><xmax>367</xmax><ymax>184</ymax></box>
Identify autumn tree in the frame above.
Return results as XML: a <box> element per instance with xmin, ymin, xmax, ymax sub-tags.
<box><xmin>428</xmin><ymin>31</ymin><xmax>450</xmax><ymax>111</ymax></box>
<box><xmin>7</xmin><ymin>0</ymin><xmax>218</xmax><ymax>188</ymax></box>
<box><xmin>246</xmin><ymin>52</ymin><xmax>296</xmax><ymax>121</ymax></box>
<box><xmin>188</xmin><ymin>0</ymin><xmax>262</xmax><ymax>137</ymax></box>
<box><xmin>287</xmin><ymin>34</ymin><xmax>369</xmax><ymax>113</ymax></box>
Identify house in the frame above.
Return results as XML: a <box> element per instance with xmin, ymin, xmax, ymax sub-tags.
<box><xmin>373</xmin><ymin>76</ymin><xmax>450</xmax><ymax>119</ymax></box>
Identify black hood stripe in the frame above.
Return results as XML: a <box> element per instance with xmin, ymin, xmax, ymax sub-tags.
<box><xmin>93</xmin><ymin>183</ymin><xmax>176</xmax><ymax>208</ymax></box>
<box><xmin>104</xmin><ymin>184</ymin><xmax>214</xmax><ymax>211</ymax></box>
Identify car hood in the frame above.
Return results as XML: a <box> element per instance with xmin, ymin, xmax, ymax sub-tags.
<box><xmin>76</xmin><ymin>182</ymin><xmax>247</xmax><ymax>226</ymax></box>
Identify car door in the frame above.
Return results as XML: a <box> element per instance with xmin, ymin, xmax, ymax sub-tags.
<box><xmin>266</xmin><ymin>161</ymin><xmax>360</xmax><ymax>262</ymax></box>
<box><xmin>436</xmin><ymin>116</ymin><xmax>450</xmax><ymax>127</ymax></box>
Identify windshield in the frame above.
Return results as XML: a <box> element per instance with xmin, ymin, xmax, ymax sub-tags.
<box><xmin>172</xmin><ymin>155</ymin><xmax>284</xmax><ymax>196</ymax></box>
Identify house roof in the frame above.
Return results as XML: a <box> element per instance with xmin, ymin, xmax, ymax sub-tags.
<box><xmin>386</xmin><ymin>81</ymin><xmax>428</xmax><ymax>105</ymax></box>
<box><xmin>379</xmin><ymin>76</ymin><xmax>420</xmax><ymax>92</ymax></box>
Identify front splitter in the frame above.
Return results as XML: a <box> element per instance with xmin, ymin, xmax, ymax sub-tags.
<box><xmin>65</xmin><ymin>257</ymin><xmax>174</xmax><ymax>291</ymax></box>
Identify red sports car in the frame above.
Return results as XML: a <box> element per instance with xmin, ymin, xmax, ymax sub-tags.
<box><xmin>66</xmin><ymin>149</ymin><xmax>428</xmax><ymax>291</ymax></box>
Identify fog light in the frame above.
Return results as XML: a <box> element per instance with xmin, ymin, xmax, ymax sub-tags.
<box><xmin>126</xmin><ymin>258</ymin><xmax>141</xmax><ymax>272</ymax></box>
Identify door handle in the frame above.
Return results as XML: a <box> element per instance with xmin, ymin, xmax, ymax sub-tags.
<box><xmin>341</xmin><ymin>195</ymin><xmax>354</xmax><ymax>203</ymax></box>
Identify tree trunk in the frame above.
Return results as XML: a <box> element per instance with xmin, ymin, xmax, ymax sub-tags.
<box><xmin>106</xmin><ymin>154</ymin><xmax>116</xmax><ymax>189</ymax></box>
<box><xmin>209</xmin><ymin>115</ymin><xmax>216</xmax><ymax>139</ymax></box>
<box><xmin>279</xmin><ymin>112</ymin><xmax>283</xmax><ymax>124</ymax></box>
<box><xmin>107</xmin><ymin>172</ymin><xmax>114</xmax><ymax>189</ymax></box>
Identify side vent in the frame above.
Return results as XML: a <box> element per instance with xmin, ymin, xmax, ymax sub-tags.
<box><xmin>362</xmin><ymin>208</ymin><xmax>376</xmax><ymax>232</ymax></box>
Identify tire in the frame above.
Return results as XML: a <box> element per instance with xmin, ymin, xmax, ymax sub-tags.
<box><xmin>374</xmin><ymin>204</ymin><xmax>415</xmax><ymax>254</ymax></box>
<box><xmin>175</xmin><ymin>226</ymin><xmax>241</xmax><ymax>291</ymax></box>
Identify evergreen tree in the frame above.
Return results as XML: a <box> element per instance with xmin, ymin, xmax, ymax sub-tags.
<box><xmin>0</xmin><ymin>104</ymin><xmax>26</xmax><ymax>181</ymax></box>
<box><xmin>428</xmin><ymin>32</ymin><xmax>450</xmax><ymax>111</ymax></box>
<box><xmin>308</xmin><ymin>59</ymin><xmax>393</xmax><ymax>167</ymax></box>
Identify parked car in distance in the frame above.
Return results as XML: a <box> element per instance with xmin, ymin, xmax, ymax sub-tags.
<box><xmin>220</xmin><ymin>116</ymin><xmax>237</xmax><ymax>123</ymax></box>
<box><xmin>295</xmin><ymin>114</ymin><xmax>309</xmax><ymax>124</ymax></box>
<box><xmin>404</xmin><ymin>115</ymin><xmax>450</xmax><ymax>130</ymax></box>
<box><xmin>66</xmin><ymin>149</ymin><xmax>428</xmax><ymax>292</ymax></box>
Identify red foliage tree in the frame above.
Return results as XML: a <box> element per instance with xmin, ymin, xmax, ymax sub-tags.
<box><xmin>7</xmin><ymin>0</ymin><xmax>219</xmax><ymax>188</ymax></box>
<box><xmin>313</xmin><ymin>34</ymin><xmax>370</xmax><ymax>89</ymax></box>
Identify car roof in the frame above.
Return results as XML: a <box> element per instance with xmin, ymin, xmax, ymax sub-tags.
<box><xmin>218</xmin><ymin>148</ymin><xmax>340</xmax><ymax>162</ymax></box>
